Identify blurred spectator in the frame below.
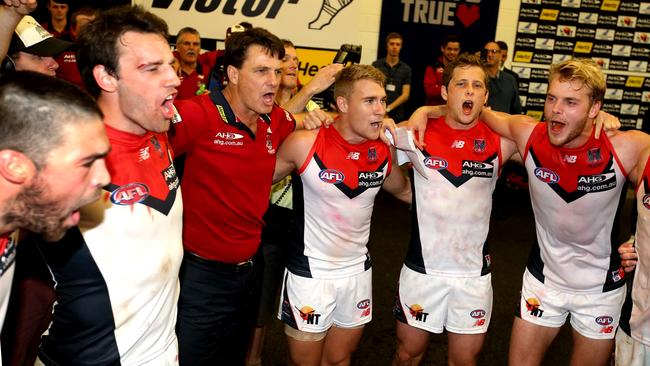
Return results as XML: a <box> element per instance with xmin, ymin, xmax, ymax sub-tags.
<box><xmin>40</xmin><ymin>0</ymin><xmax>69</xmax><ymax>38</ymax></box>
<box><xmin>424</xmin><ymin>35</ymin><xmax>460</xmax><ymax>106</ymax></box>
<box><xmin>483</xmin><ymin>41</ymin><xmax>521</xmax><ymax>114</ymax></box>
<box><xmin>173</xmin><ymin>27</ymin><xmax>216</xmax><ymax>99</ymax></box>
<box><xmin>373</xmin><ymin>32</ymin><xmax>411</xmax><ymax>121</ymax></box>
<box><xmin>496</xmin><ymin>40</ymin><xmax>519</xmax><ymax>86</ymax></box>
<box><xmin>55</xmin><ymin>7</ymin><xmax>96</xmax><ymax>88</ymax></box>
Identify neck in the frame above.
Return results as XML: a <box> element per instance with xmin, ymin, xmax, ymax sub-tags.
<box><xmin>275</xmin><ymin>87</ymin><xmax>293</xmax><ymax>107</ymax></box>
<box><xmin>222</xmin><ymin>86</ymin><xmax>259</xmax><ymax>129</ymax></box>
<box><xmin>386</xmin><ymin>54</ymin><xmax>399</xmax><ymax>66</ymax></box>
<box><xmin>334</xmin><ymin>116</ymin><xmax>367</xmax><ymax>145</ymax></box>
<box><xmin>486</xmin><ymin>65</ymin><xmax>499</xmax><ymax>77</ymax></box>
<box><xmin>51</xmin><ymin>18</ymin><xmax>66</xmax><ymax>32</ymax></box>
<box><xmin>180</xmin><ymin>60</ymin><xmax>197</xmax><ymax>75</ymax></box>
<box><xmin>444</xmin><ymin>115</ymin><xmax>478</xmax><ymax>130</ymax></box>
<box><xmin>97</xmin><ymin>94</ymin><xmax>147</xmax><ymax>136</ymax></box>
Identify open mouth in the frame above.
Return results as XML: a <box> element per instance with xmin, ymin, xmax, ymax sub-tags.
<box><xmin>370</xmin><ymin>121</ymin><xmax>382</xmax><ymax>129</ymax></box>
<box><xmin>162</xmin><ymin>94</ymin><xmax>176</xmax><ymax>119</ymax></box>
<box><xmin>462</xmin><ymin>100</ymin><xmax>474</xmax><ymax>115</ymax></box>
<box><xmin>550</xmin><ymin>120</ymin><xmax>565</xmax><ymax>133</ymax></box>
<box><xmin>262</xmin><ymin>92</ymin><xmax>275</xmax><ymax>105</ymax></box>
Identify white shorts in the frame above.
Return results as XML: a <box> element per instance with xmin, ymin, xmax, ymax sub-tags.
<box><xmin>394</xmin><ymin>265</ymin><xmax>492</xmax><ymax>334</ymax></box>
<box><xmin>615</xmin><ymin>329</ymin><xmax>650</xmax><ymax>366</ymax></box>
<box><xmin>517</xmin><ymin>269</ymin><xmax>625</xmax><ymax>340</ymax></box>
<box><xmin>278</xmin><ymin>269</ymin><xmax>372</xmax><ymax>332</ymax></box>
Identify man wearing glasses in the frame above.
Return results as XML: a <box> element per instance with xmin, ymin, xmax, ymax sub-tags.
<box><xmin>482</xmin><ymin>41</ymin><xmax>522</xmax><ymax>114</ymax></box>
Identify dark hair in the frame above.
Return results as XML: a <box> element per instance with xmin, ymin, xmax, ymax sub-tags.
<box><xmin>441</xmin><ymin>35</ymin><xmax>460</xmax><ymax>48</ymax></box>
<box><xmin>282</xmin><ymin>39</ymin><xmax>295</xmax><ymax>49</ymax></box>
<box><xmin>385</xmin><ymin>32</ymin><xmax>403</xmax><ymax>44</ymax></box>
<box><xmin>223</xmin><ymin>27</ymin><xmax>284</xmax><ymax>77</ymax></box>
<box><xmin>77</xmin><ymin>5</ymin><xmax>169</xmax><ymax>97</ymax></box>
<box><xmin>176</xmin><ymin>26</ymin><xmax>200</xmax><ymax>41</ymax></box>
<box><xmin>0</xmin><ymin>71</ymin><xmax>103</xmax><ymax>169</ymax></box>
<box><xmin>496</xmin><ymin>41</ymin><xmax>508</xmax><ymax>51</ymax></box>
<box><xmin>442</xmin><ymin>53</ymin><xmax>489</xmax><ymax>89</ymax></box>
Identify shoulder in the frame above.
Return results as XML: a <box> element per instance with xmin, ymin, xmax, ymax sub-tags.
<box><xmin>174</xmin><ymin>94</ymin><xmax>218</xmax><ymax>122</ymax></box>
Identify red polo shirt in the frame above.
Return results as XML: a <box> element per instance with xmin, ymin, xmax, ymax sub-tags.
<box><xmin>171</xmin><ymin>93</ymin><xmax>295</xmax><ymax>262</ymax></box>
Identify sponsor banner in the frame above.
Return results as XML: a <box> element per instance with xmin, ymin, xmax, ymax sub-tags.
<box><xmin>512</xmin><ymin>0</ymin><xmax>650</xmax><ymax>125</ymax></box>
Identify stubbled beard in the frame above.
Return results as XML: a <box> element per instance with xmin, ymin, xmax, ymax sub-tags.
<box><xmin>2</xmin><ymin>176</ymin><xmax>71</xmax><ymax>242</ymax></box>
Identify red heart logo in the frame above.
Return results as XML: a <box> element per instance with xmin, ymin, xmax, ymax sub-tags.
<box><xmin>457</xmin><ymin>4</ymin><xmax>480</xmax><ymax>28</ymax></box>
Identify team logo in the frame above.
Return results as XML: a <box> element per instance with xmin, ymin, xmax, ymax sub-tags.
<box><xmin>407</xmin><ymin>304</ymin><xmax>429</xmax><ymax>322</ymax></box>
<box><xmin>587</xmin><ymin>147</ymin><xmax>602</xmax><ymax>165</ymax></box>
<box><xmin>595</xmin><ymin>316</ymin><xmax>613</xmax><ymax>326</ymax></box>
<box><xmin>358</xmin><ymin>171</ymin><xmax>384</xmax><ymax>188</ymax></box>
<box><xmin>367</xmin><ymin>147</ymin><xmax>377</xmax><ymax>162</ymax></box>
<box><xmin>110</xmin><ymin>182</ymin><xmax>150</xmax><ymax>205</ymax></box>
<box><xmin>474</xmin><ymin>139</ymin><xmax>486</xmax><ymax>153</ymax></box>
<box><xmin>642</xmin><ymin>194</ymin><xmax>650</xmax><ymax>209</ymax></box>
<box><xmin>297</xmin><ymin>306</ymin><xmax>321</xmax><ymax>325</ymax></box>
<box><xmin>162</xmin><ymin>164</ymin><xmax>180</xmax><ymax>191</ymax></box>
<box><xmin>357</xmin><ymin>299</ymin><xmax>371</xmax><ymax>317</ymax></box>
<box><xmin>611</xmin><ymin>267</ymin><xmax>624</xmax><ymax>282</ymax></box>
<box><xmin>525</xmin><ymin>297</ymin><xmax>544</xmax><ymax>317</ymax></box>
<box><xmin>470</xmin><ymin>309</ymin><xmax>486</xmax><ymax>318</ymax></box>
<box><xmin>149</xmin><ymin>136</ymin><xmax>162</xmax><ymax>154</ymax></box>
<box><xmin>214</xmin><ymin>132</ymin><xmax>243</xmax><ymax>140</ymax></box>
<box><xmin>423</xmin><ymin>157</ymin><xmax>448</xmax><ymax>170</ymax></box>
<box><xmin>319</xmin><ymin>169</ymin><xmax>345</xmax><ymax>184</ymax></box>
<box><xmin>347</xmin><ymin>152</ymin><xmax>360</xmax><ymax>160</ymax></box>
<box><xmin>265</xmin><ymin>127</ymin><xmax>275</xmax><ymax>154</ymax></box>
<box><xmin>534</xmin><ymin>167</ymin><xmax>560</xmax><ymax>184</ymax></box>
<box><xmin>471</xmin><ymin>309</ymin><xmax>487</xmax><ymax>327</ymax></box>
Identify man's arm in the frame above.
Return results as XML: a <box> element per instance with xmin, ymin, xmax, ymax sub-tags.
<box><xmin>0</xmin><ymin>1</ymin><xmax>36</xmax><ymax>60</ymax></box>
<box><xmin>387</xmin><ymin>84</ymin><xmax>410</xmax><ymax>117</ymax></box>
<box><xmin>282</xmin><ymin>63</ymin><xmax>344</xmax><ymax>114</ymax></box>
<box><xmin>479</xmin><ymin>108</ymin><xmax>536</xmax><ymax>152</ymax></box>
<box><xmin>273</xmin><ymin>129</ymin><xmax>317</xmax><ymax>183</ymax></box>
<box><xmin>382</xmin><ymin>146</ymin><xmax>411</xmax><ymax>204</ymax></box>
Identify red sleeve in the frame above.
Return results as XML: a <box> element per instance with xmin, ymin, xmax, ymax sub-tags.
<box><xmin>423</xmin><ymin>66</ymin><xmax>442</xmax><ymax>98</ymax></box>
<box><xmin>168</xmin><ymin>96</ymin><xmax>211</xmax><ymax>157</ymax></box>
<box><xmin>198</xmin><ymin>51</ymin><xmax>219</xmax><ymax>73</ymax></box>
<box><xmin>274</xmin><ymin>106</ymin><xmax>297</xmax><ymax>145</ymax></box>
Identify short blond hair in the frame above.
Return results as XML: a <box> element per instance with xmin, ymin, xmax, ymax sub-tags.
<box><xmin>548</xmin><ymin>59</ymin><xmax>606</xmax><ymax>103</ymax></box>
<box><xmin>333</xmin><ymin>64</ymin><xmax>385</xmax><ymax>99</ymax></box>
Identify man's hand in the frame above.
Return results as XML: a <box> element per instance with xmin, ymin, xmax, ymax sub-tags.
<box><xmin>301</xmin><ymin>108</ymin><xmax>333</xmax><ymax>130</ymax></box>
<box><xmin>304</xmin><ymin>63</ymin><xmax>344</xmax><ymax>95</ymax></box>
<box><xmin>3</xmin><ymin>0</ymin><xmax>37</xmax><ymax>15</ymax></box>
<box><xmin>380</xmin><ymin>117</ymin><xmax>397</xmax><ymax>146</ymax></box>
<box><xmin>593</xmin><ymin>110</ymin><xmax>621</xmax><ymax>139</ymax></box>
<box><xmin>619</xmin><ymin>237</ymin><xmax>638</xmax><ymax>273</ymax></box>
<box><xmin>406</xmin><ymin>105</ymin><xmax>447</xmax><ymax>149</ymax></box>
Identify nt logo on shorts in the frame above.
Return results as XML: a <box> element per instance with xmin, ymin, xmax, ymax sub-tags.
<box><xmin>525</xmin><ymin>298</ymin><xmax>544</xmax><ymax>317</ymax></box>
<box><xmin>297</xmin><ymin>306</ymin><xmax>321</xmax><ymax>325</ymax></box>
<box><xmin>407</xmin><ymin>304</ymin><xmax>429</xmax><ymax>322</ymax></box>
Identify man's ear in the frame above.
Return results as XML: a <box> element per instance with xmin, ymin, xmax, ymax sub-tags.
<box><xmin>0</xmin><ymin>150</ymin><xmax>35</xmax><ymax>184</ymax></box>
<box><xmin>441</xmin><ymin>85</ymin><xmax>448</xmax><ymax>102</ymax></box>
<box><xmin>335</xmin><ymin>95</ymin><xmax>348</xmax><ymax>113</ymax></box>
<box><xmin>588</xmin><ymin>100</ymin><xmax>602</xmax><ymax>119</ymax></box>
<box><xmin>93</xmin><ymin>65</ymin><xmax>118</xmax><ymax>93</ymax></box>
<box><xmin>226</xmin><ymin>65</ymin><xmax>238</xmax><ymax>85</ymax></box>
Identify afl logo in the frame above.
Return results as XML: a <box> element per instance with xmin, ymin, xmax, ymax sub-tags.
<box><xmin>110</xmin><ymin>182</ymin><xmax>150</xmax><ymax>205</ymax></box>
<box><xmin>357</xmin><ymin>299</ymin><xmax>370</xmax><ymax>309</ymax></box>
<box><xmin>319</xmin><ymin>169</ymin><xmax>345</xmax><ymax>184</ymax></box>
<box><xmin>595</xmin><ymin>316</ymin><xmax>613</xmax><ymax>326</ymax></box>
<box><xmin>534</xmin><ymin>167</ymin><xmax>560</xmax><ymax>184</ymax></box>
<box><xmin>423</xmin><ymin>157</ymin><xmax>448</xmax><ymax>170</ymax></box>
<box><xmin>470</xmin><ymin>309</ymin><xmax>486</xmax><ymax>319</ymax></box>
<box><xmin>643</xmin><ymin>194</ymin><xmax>650</xmax><ymax>210</ymax></box>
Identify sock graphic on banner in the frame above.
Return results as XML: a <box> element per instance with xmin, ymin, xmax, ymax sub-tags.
<box><xmin>309</xmin><ymin>0</ymin><xmax>354</xmax><ymax>30</ymax></box>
